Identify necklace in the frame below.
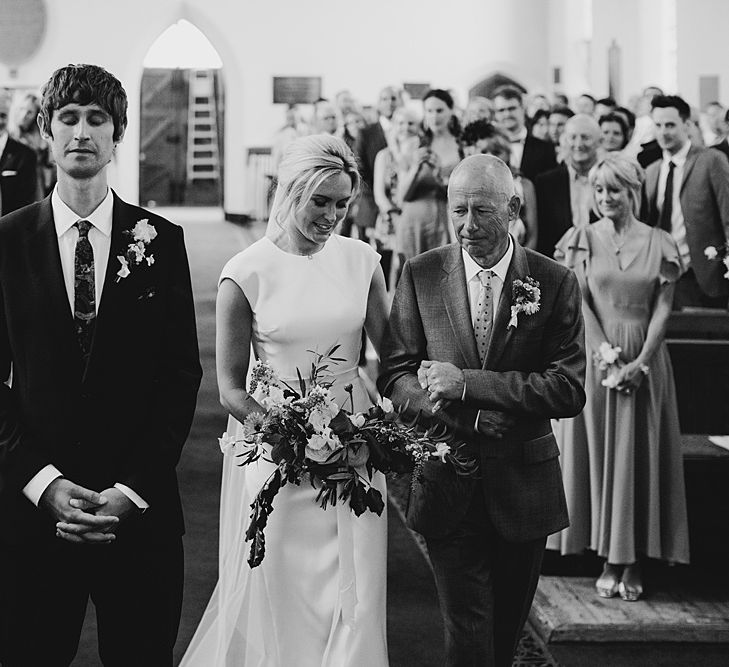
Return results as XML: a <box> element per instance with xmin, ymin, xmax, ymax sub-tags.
<box><xmin>609</xmin><ymin>223</ymin><xmax>632</xmax><ymax>255</ymax></box>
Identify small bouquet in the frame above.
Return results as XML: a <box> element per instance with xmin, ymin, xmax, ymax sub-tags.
<box><xmin>593</xmin><ymin>341</ymin><xmax>648</xmax><ymax>391</ymax></box>
<box><xmin>220</xmin><ymin>345</ymin><xmax>475</xmax><ymax>567</ymax></box>
<box><xmin>704</xmin><ymin>242</ymin><xmax>729</xmax><ymax>280</ymax></box>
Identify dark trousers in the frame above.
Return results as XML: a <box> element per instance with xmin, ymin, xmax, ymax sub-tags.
<box><xmin>425</xmin><ymin>489</ymin><xmax>546</xmax><ymax>667</ymax></box>
<box><xmin>674</xmin><ymin>268</ymin><xmax>728</xmax><ymax>310</ymax></box>
<box><xmin>0</xmin><ymin>534</ymin><xmax>183</xmax><ymax>667</ymax></box>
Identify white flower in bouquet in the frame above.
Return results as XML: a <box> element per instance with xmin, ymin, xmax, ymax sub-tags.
<box><xmin>308</xmin><ymin>385</ymin><xmax>339</xmax><ymax>419</ymax></box>
<box><xmin>601</xmin><ymin>371</ymin><xmax>620</xmax><ymax>389</ymax></box>
<box><xmin>308</xmin><ymin>406</ymin><xmax>333</xmax><ymax>432</ymax></box>
<box><xmin>261</xmin><ymin>385</ymin><xmax>289</xmax><ymax>409</ymax></box>
<box><xmin>598</xmin><ymin>341</ymin><xmax>621</xmax><ymax>365</ymax></box>
<box><xmin>349</xmin><ymin>413</ymin><xmax>366</xmax><ymax>428</ymax></box>
<box><xmin>705</xmin><ymin>245</ymin><xmax>718</xmax><ymax>260</ymax></box>
<box><xmin>305</xmin><ymin>427</ymin><xmax>342</xmax><ymax>463</ymax></box>
<box><xmin>434</xmin><ymin>442</ymin><xmax>451</xmax><ymax>462</ymax></box>
<box><xmin>377</xmin><ymin>396</ymin><xmax>394</xmax><ymax>413</ymax></box>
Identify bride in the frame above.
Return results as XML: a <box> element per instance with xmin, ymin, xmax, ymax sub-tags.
<box><xmin>181</xmin><ymin>134</ymin><xmax>390</xmax><ymax>666</ymax></box>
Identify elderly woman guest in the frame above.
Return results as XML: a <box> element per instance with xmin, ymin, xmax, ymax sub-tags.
<box><xmin>598</xmin><ymin>112</ymin><xmax>630</xmax><ymax>153</ymax></box>
<box><xmin>397</xmin><ymin>88</ymin><xmax>462</xmax><ymax>259</ymax></box>
<box><xmin>547</xmin><ymin>154</ymin><xmax>689</xmax><ymax>601</ymax></box>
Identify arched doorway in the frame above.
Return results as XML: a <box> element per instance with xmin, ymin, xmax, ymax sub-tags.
<box><xmin>469</xmin><ymin>73</ymin><xmax>527</xmax><ymax>99</ymax></box>
<box><xmin>140</xmin><ymin>19</ymin><xmax>224</xmax><ymax>207</ymax></box>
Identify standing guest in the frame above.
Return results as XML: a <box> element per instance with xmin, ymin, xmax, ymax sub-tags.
<box><xmin>492</xmin><ymin>85</ymin><xmax>556</xmax><ymax>182</ymax></box>
<box><xmin>526</xmin><ymin>93</ymin><xmax>551</xmax><ymax>118</ymax></box>
<box><xmin>0</xmin><ymin>64</ymin><xmax>202</xmax><ymax>666</ymax></box>
<box><xmin>8</xmin><ymin>91</ymin><xmax>55</xmax><ymax>198</ymax></box>
<box><xmin>548</xmin><ymin>105</ymin><xmax>575</xmax><ymax>161</ymax></box>
<box><xmin>463</xmin><ymin>95</ymin><xmax>494</xmax><ymax>124</ymax></box>
<box><xmin>341</xmin><ymin>109</ymin><xmax>366</xmax><ymax>152</ymax></box>
<box><xmin>575</xmin><ymin>93</ymin><xmax>597</xmax><ymax>116</ymax></box>
<box><xmin>181</xmin><ymin>134</ymin><xmax>389</xmax><ymax>666</ymax></box>
<box><xmin>711</xmin><ymin>108</ymin><xmax>729</xmax><ymax>162</ymax></box>
<box><xmin>373</xmin><ymin>106</ymin><xmax>421</xmax><ymax>287</ymax></box>
<box><xmin>462</xmin><ymin>119</ymin><xmax>537</xmax><ymax>249</ymax></box>
<box><xmin>398</xmin><ymin>88</ymin><xmax>461</xmax><ymax>260</ymax></box>
<box><xmin>594</xmin><ymin>96</ymin><xmax>617</xmax><ymax>120</ymax></box>
<box><xmin>0</xmin><ymin>92</ymin><xmax>37</xmax><ymax>215</ymax></box>
<box><xmin>313</xmin><ymin>99</ymin><xmax>339</xmax><ymax>135</ymax></box>
<box><xmin>702</xmin><ymin>100</ymin><xmax>727</xmax><ymax>146</ymax></box>
<box><xmin>379</xmin><ymin>154</ymin><xmax>585</xmax><ymax>667</ymax></box>
<box><xmin>529</xmin><ymin>108</ymin><xmax>550</xmax><ymax>142</ymax></box>
<box><xmin>642</xmin><ymin>94</ymin><xmax>729</xmax><ymax>308</ymax></box>
<box><xmin>549</xmin><ymin>154</ymin><xmax>689</xmax><ymax>601</ymax></box>
<box><xmin>354</xmin><ymin>86</ymin><xmax>403</xmax><ymax>239</ymax></box>
<box><xmin>552</xmin><ymin>92</ymin><xmax>570</xmax><ymax>108</ymax></box>
<box><xmin>629</xmin><ymin>87</ymin><xmax>664</xmax><ymax>167</ymax></box>
<box><xmin>335</xmin><ymin>89</ymin><xmax>358</xmax><ymax>117</ymax></box>
<box><xmin>599</xmin><ymin>112</ymin><xmax>630</xmax><ymax>152</ymax></box>
<box><xmin>613</xmin><ymin>105</ymin><xmax>636</xmax><ymax>144</ymax></box>
<box><xmin>536</xmin><ymin>114</ymin><xmax>601</xmax><ymax>256</ymax></box>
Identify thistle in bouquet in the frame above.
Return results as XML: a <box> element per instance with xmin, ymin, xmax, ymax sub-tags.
<box><xmin>704</xmin><ymin>241</ymin><xmax>729</xmax><ymax>280</ymax></box>
<box><xmin>219</xmin><ymin>344</ymin><xmax>475</xmax><ymax>568</ymax></box>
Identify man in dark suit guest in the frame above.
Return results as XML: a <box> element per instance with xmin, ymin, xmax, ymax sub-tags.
<box><xmin>535</xmin><ymin>114</ymin><xmax>601</xmax><ymax>256</ymax></box>
<box><xmin>492</xmin><ymin>85</ymin><xmax>556</xmax><ymax>182</ymax></box>
<box><xmin>711</xmin><ymin>108</ymin><xmax>729</xmax><ymax>162</ymax></box>
<box><xmin>0</xmin><ymin>64</ymin><xmax>202</xmax><ymax>666</ymax></box>
<box><xmin>0</xmin><ymin>93</ymin><xmax>38</xmax><ymax>215</ymax></box>
<box><xmin>379</xmin><ymin>154</ymin><xmax>585</xmax><ymax>667</ymax></box>
<box><xmin>642</xmin><ymin>94</ymin><xmax>729</xmax><ymax>309</ymax></box>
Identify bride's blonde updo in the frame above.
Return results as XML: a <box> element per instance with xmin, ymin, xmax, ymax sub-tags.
<box><xmin>269</xmin><ymin>134</ymin><xmax>361</xmax><ymax>233</ymax></box>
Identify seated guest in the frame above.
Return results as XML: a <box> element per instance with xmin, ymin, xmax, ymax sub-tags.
<box><xmin>462</xmin><ymin>119</ymin><xmax>536</xmax><ymax>248</ymax></box>
<box><xmin>529</xmin><ymin>108</ymin><xmax>550</xmax><ymax>142</ymax></box>
<box><xmin>599</xmin><ymin>112</ymin><xmax>630</xmax><ymax>152</ymax></box>
<box><xmin>535</xmin><ymin>114</ymin><xmax>601</xmax><ymax>256</ymax></box>
<box><xmin>491</xmin><ymin>85</ymin><xmax>556</xmax><ymax>181</ymax></box>
<box><xmin>641</xmin><ymin>94</ymin><xmax>729</xmax><ymax>309</ymax></box>
<box><xmin>548</xmin><ymin>153</ymin><xmax>689</xmax><ymax>602</ymax></box>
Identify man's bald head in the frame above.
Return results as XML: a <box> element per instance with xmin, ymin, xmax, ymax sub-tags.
<box><xmin>448</xmin><ymin>154</ymin><xmax>520</xmax><ymax>268</ymax></box>
<box><xmin>562</xmin><ymin>113</ymin><xmax>601</xmax><ymax>172</ymax></box>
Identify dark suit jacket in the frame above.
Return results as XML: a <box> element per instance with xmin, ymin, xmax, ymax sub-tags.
<box><xmin>378</xmin><ymin>242</ymin><xmax>585</xmax><ymax>542</ymax></box>
<box><xmin>711</xmin><ymin>138</ymin><xmax>729</xmax><ymax>162</ymax></box>
<box><xmin>354</xmin><ymin>121</ymin><xmax>387</xmax><ymax>228</ymax></box>
<box><xmin>535</xmin><ymin>164</ymin><xmax>599</xmax><ymax>257</ymax></box>
<box><xmin>519</xmin><ymin>134</ymin><xmax>557</xmax><ymax>182</ymax></box>
<box><xmin>642</xmin><ymin>145</ymin><xmax>729</xmax><ymax>299</ymax></box>
<box><xmin>0</xmin><ymin>137</ymin><xmax>37</xmax><ymax>215</ymax></box>
<box><xmin>0</xmin><ymin>192</ymin><xmax>202</xmax><ymax>544</ymax></box>
<box><xmin>637</xmin><ymin>139</ymin><xmax>662</xmax><ymax>168</ymax></box>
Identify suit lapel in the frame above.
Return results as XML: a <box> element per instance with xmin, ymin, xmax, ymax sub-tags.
<box><xmin>441</xmin><ymin>245</ymin><xmax>480</xmax><ymax>369</ymax></box>
<box><xmin>483</xmin><ymin>241</ymin><xmax>530</xmax><ymax>370</ymax></box>
<box><xmin>680</xmin><ymin>145</ymin><xmax>700</xmax><ymax>194</ymax></box>
<box><xmin>27</xmin><ymin>196</ymin><xmax>78</xmax><ymax>338</ymax></box>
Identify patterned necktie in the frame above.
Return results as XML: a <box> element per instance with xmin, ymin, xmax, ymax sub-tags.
<box><xmin>659</xmin><ymin>160</ymin><xmax>675</xmax><ymax>232</ymax></box>
<box><xmin>74</xmin><ymin>220</ymin><xmax>96</xmax><ymax>363</ymax></box>
<box><xmin>475</xmin><ymin>269</ymin><xmax>493</xmax><ymax>364</ymax></box>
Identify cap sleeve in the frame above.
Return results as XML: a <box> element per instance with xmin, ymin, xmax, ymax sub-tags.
<box><xmin>218</xmin><ymin>250</ymin><xmax>259</xmax><ymax>306</ymax></box>
<box><xmin>553</xmin><ymin>226</ymin><xmax>590</xmax><ymax>270</ymax></box>
<box><xmin>657</xmin><ymin>228</ymin><xmax>684</xmax><ymax>284</ymax></box>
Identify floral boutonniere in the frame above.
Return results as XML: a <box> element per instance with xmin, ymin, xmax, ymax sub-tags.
<box><xmin>116</xmin><ymin>218</ymin><xmax>157</xmax><ymax>282</ymax></box>
<box><xmin>704</xmin><ymin>242</ymin><xmax>729</xmax><ymax>281</ymax></box>
<box><xmin>508</xmin><ymin>276</ymin><xmax>541</xmax><ymax>329</ymax></box>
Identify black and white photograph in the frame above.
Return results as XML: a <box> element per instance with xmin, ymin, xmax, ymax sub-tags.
<box><xmin>0</xmin><ymin>1</ymin><xmax>728</xmax><ymax>665</ymax></box>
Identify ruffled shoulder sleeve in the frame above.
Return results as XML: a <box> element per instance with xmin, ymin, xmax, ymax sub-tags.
<box><xmin>553</xmin><ymin>226</ymin><xmax>590</xmax><ymax>270</ymax></box>
<box><xmin>656</xmin><ymin>228</ymin><xmax>684</xmax><ymax>284</ymax></box>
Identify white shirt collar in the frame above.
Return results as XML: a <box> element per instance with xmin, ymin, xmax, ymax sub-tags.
<box><xmin>663</xmin><ymin>140</ymin><xmax>691</xmax><ymax>166</ymax></box>
<box><xmin>52</xmin><ymin>186</ymin><xmax>114</xmax><ymax>238</ymax></box>
<box><xmin>461</xmin><ymin>235</ymin><xmax>514</xmax><ymax>284</ymax></box>
<box><xmin>509</xmin><ymin>127</ymin><xmax>527</xmax><ymax>143</ymax></box>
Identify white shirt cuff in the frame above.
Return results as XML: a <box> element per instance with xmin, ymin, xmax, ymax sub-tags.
<box><xmin>22</xmin><ymin>465</ymin><xmax>63</xmax><ymax>506</ymax></box>
<box><xmin>114</xmin><ymin>483</ymin><xmax>149</xmax><ymax>511</ymax></box>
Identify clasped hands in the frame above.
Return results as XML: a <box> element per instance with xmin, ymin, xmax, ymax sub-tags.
<box><xmin>41</xmin><ymin>478</ymin><xmax>137</xmax><ymax>545</ymax></box>
<box><xmin>613</xmin><ymin>360</ymin><xmax>647</xmax><ymax>395</ymax></box>
<box><xmin>417</xmin><ymin>360</ymin><xmax>515</xmax><ymax>438</ymax></box>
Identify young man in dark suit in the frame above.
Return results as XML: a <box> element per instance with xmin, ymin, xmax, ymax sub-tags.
<box><xmin>0</xmin><ymin>64</ymin><xmax>202</xmax><ymax>666</ymax></box>
<box><xmin>0</xmin><ymin>94</ymin><xmax>38</xmax><ymax>214</ymax></box>
<box><xmin>379</xmin><ymin>155</ymin><xmax>585</xmax><ymax>667</ymax></box>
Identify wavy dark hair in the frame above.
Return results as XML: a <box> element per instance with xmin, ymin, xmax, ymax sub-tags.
<box><xmin>421</xmin><ymin>88</ymin><xmax>462</xmax><ymax>142</ymax></box>
<box><xmin>598</xmin><ymin>112</ymin><xmax>630</xmax><ymax>149</ymax></box>
<box><xmin>651</xmin><ymin>94</ymin><xmax>690</xmax><ymax>121</ymax></box>
<box><xmin>39</xmin><ymin>64</ymin><xmax>128</xmax><ymax>141</ymax></box>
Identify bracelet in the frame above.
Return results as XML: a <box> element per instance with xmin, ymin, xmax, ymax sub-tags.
<box><xmin>638</xmin><ymin>363</ymin><xmax>649</xmax><ymax>376</ymax></box>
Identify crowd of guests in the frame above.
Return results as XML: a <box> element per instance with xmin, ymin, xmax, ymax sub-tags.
<box><xmin>270</xmin><ymin>82</ymin><xmax>729</xmax><ymax>603</ymax></box>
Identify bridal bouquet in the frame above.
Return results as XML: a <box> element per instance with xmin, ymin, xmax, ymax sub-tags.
<box><xmin>219</xmin><ymin>345</ymin><xmax>475</xmax><ymax>567</ymax></box>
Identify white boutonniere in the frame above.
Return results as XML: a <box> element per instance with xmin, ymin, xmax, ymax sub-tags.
<box><xmin>508</xmin><ymin>276</ymin><xmax>541</xmax><ymax>329</ymax></box>
<box><xmin>116</xmin><ymin>218</ymin><xmax>158</xmax><ymax>282</ymax></box>
<box><xmin>704</xmin><ymin>242</ymin><xmax>729</xmax><ymax>280</ymax></box>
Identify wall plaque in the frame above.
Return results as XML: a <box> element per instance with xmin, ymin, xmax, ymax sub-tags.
<box><xmin>273</xmin><ymin>77</ymin><xmax>322</xmax><ymax>105</ymax></box>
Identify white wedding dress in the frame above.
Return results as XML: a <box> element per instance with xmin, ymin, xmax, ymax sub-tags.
<box><xmin>181</xmin><ymin>234</ymin><xmax>389</xmax><ymax>667</ymax></box>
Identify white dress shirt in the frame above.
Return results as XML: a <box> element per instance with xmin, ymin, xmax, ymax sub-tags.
<box><xmin>22</xmin><ymin>186</ymin><xmax>148</xmax><ymax>510</ymax></box>
<box><xmin>460</xmin><ymin>237</ymin><xmax>514</xmax><ymax>426</ymax></box>
<box><xmin>567</xmin><ymin>164</ymin><xmax>593</xmax><ymax>229</ymax></box>
<box><xmin>508</xmin><ymin>127</ymin><xmax>527</xmax><ymax>172</ymax></box>
<box><xmin>657</xmin><ymin>140</ymin><xmax>692</xmax><ymax>269</ymax></box>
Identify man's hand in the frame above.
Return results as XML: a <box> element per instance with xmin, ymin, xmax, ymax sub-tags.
<box><xmin>476</xmin><ymin>410</ymin><xmax>516</xmax><ymax>438</ymax></box>
<box><xmin>56</xmin><ymin>487</ymin><xmax>137</xmax><ymax>543</ymax></box>
<box><xmin>419</xmin><ymin>361</ymin><xmax>465</xmax><ymax>409</ymax></box>
<box><xmin>40</xmin><ymin>478</ymin><xmax>118</xmax><ymax>544</ymax></box>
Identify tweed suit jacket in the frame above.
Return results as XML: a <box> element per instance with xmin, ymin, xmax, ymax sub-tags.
<box><xmin>642</xmin><ymin>145</ymin><xmax>729</xmax><ymax>299</ymax></box>
<box><xmin>378</xmin><ymin>241</ymin><xmax>585</xmax><ymax>542</ymax></box>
